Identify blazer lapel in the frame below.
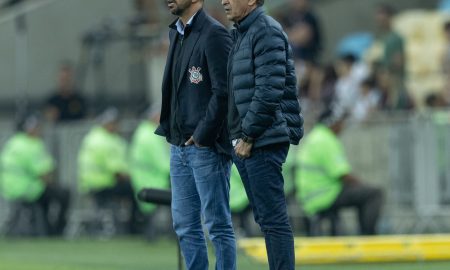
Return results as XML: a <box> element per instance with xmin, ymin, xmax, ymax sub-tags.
<box><xmin>176</xmin><ymin>31</ymin><xmax>201</xmax><ymax>91</ymax></box>
<box><xmin>162</xmin><ymin>30</ymin><xmax>178</xmax><ymax>94</ymax></box>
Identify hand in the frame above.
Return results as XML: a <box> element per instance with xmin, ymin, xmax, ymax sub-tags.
<box><xmin>234</xmin><ymin>139</ymin><xmax>253</xmax><ymax>159</ymax></box>
<box><xmin>115</xmin><ymin>172</ymin><xmax>130</xmax><ymax>182</ymax></box>
<box><xmin>185</xmin><ymin>136</ymin><xmax>204</xmax><ymax>147</ymax></box>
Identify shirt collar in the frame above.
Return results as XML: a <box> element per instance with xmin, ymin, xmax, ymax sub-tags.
<box><xmin>235</xmin><ymin>6</ymin><xmax>264</xmax><ymax>33</ymax></box>
<box><xmin>176</xmin><ymin>12</ymin><xmax>198</xmax><ymax>35</ymax></box>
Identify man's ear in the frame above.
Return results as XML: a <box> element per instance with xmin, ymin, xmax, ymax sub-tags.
<box><xmin>248</xmin><ymin>0</ymin><xmax>257</xmax><ymax>7</ymax></box>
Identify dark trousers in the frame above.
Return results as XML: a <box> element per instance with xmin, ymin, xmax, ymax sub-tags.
<box><xmin>330</xmin><ymin>183</ymin><xmax>383</xmax><ymax>235</ymax></box>
<box><xmin>233</xmin><ymin>144</ymin><xmax>295</xmax><ymax>270</ymax></box>
<box><xmin>92</xmin><ymin>180</ymin><xmax>140</xmax><ymax>234</ymax></box>
<box><xmin>36</xmin><ymin>184</ymin><xmax>70</xmax><ymax>236</ymax></box>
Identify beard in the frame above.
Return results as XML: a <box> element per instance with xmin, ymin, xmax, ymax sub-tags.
<box><xmin>169</xmin><ymin>0</ymin><xmax>192</xmax><ymax>16</ymax></box>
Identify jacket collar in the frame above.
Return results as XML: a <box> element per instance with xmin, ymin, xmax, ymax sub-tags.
<box><xmin>169</xmin><ymin>8</ymin><xmax>206</xmax><ymax>34</ymax></box>
<box><xmin>235</xmin><ymin>6</ymin><xmax>264</xmax><ymax>33</ymax></box>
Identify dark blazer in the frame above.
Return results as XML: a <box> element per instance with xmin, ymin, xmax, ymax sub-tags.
<box><xmin>155</xmin><ymin>9</ymin><xmax>233</xmax><ymax>155</ymax></box>
<box><xmin>228</xmin><ymin>7</ymin><xmax>304</xmax><ymax>148</ymax></box>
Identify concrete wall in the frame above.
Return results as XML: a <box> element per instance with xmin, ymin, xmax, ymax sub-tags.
<box><xmin>0</xmin><ymin>0</ymin><xmax>133</xmax><ymax>107</ymax></box>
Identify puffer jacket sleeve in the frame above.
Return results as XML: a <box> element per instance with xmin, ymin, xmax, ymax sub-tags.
<box><xmin>283</xmin><ymin>43</ymin><xmax>304</xmax><ymax>144</ymax></box>
<box><xmin>241</xmin><ymin>26</ymin><xmax>287</xmax><ymax>139</ymax></box>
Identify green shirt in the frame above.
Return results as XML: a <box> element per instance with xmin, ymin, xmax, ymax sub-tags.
<box><xmin>380</xmin><ymin>31</ymin><xmax>404</xmax><ymax>75</ymax></box>
<box><xmin>130</xmin><ymin>121</ymin><xmax>170</xmax><ymax>213</ymax></box>
<box><xmin>78</xmin><ymin>127</ymin><xmax>128</xmax><ymax>193</ymax></box>
<box><xmin>229</xmin><ymin>164</ymin><xmax>249</xmax><ymax>213</ymax></box>
<box><xmin>295</xmin><ymin>125</ymin><xmax>351</xmax><ymax>216</ymax></box>
<box><xmin>283</xmin><ymin>145</ymin><xmax>299</xmax><ymax>196</ymax></box>
<box><xmin>0</xmin><ymin>133</ymin><xmax>54</xmax><ymax>202</ymax></box>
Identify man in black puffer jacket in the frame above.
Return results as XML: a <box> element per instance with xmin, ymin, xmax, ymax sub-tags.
<box><xmin>221</xmin><ymin>0</ymin><xmax>303</xmax><ymax>269</ymax></box>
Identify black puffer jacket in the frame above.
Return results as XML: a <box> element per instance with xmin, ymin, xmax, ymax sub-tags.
<box><xmin>228</xmin><ymin>7</ymin><xmax>304</xmax><ymax>148</ymax></box>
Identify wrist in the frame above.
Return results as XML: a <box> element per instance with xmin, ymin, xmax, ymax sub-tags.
<box><xmin>241</xmin><ymin>134</ymin><xmax>254</xmax><ymax>144</ymax></box>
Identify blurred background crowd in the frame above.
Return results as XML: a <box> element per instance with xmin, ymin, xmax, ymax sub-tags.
<box><xmin>0</xmin><ymin>0</ymin><xmax>450</xmax><ymax>239</ymax></box>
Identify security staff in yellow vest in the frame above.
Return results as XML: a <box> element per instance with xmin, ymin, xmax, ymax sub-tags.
<box><xmin>129</xmin><ymin>106</ymin><xmax>170</xmax><ymax>239</ymax></box>
<box><xmin>1</xmin><ymin>114</ymin><xmax>70</xmax><ymax>235</ymax></box>
<box><xmin>130</xmin><ymin>106</ymin><xmax>170</xmax><ymax>214</ymax></box>
<box><xmin>295</xmin><ymin>107</ymin><xmax>383</xmax><ymax>235</ymax></box>
<box><xmin>78</xmin><ymin>107</ymin><xmax>139</xmax><ymax>233</ymax></box>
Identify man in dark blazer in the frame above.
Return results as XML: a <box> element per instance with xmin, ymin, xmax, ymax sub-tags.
<box><xmin>155</xmin><ymin>1</ymin><xmax>236</xmax><ymax>269</ymax></box>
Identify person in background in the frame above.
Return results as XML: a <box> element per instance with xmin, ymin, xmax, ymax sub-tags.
<box><xmin>130</xmin><ymin>105</ymin><xmax>170</xmax><ymax>240</ymax></box>
<box><xmin>334</xmin><ymin>54</ymin><xmax>370</xmax><ymax>112</ymax></box>
<box><xmin>277</xmin><ymin>0</ymin><xmax>322</xmax><ymax>106</ymax></box>
<box><xmin>352</xmin><ymin>78</ymin><xmax>381</xmax><ymax>122</ymax></box>
<box><xmin>296</xmin><ymin>107</ymin><xmax>383</xmax><ymax>235</ymax></box>
<box><xmin>77</xmin><ymin>107</ymin><xmax>139</xmax><ymax>234</ymax></box>
<box><xmin>368</xmin><ymin>3</ymin><xmax>406</xmax><ymax>106</ymax></box>
<box><xmin>318</xmin><ymin>64</ymin><xmax>339</xmax><ymax>110</ymax></box>
<box><xmin>376</xmin><ymin>68</ymin><xmax>414</xmax><ymax>110</ymax></box>
<box><xmin>45</xmin><ymin>62</ymin><xmax>87</xmax><ymax>123</ymax></box>
<box><xmin>373</xmin><ymin>4</ymin><xmax>405</xmax><ymax>75</ymax></box>
<box><xmin>0</xmin><ymin>114</ymin><xmax>70</xmax><ymax>236</ymax></box>
<box><xmin>279</xmin><ymin>0</ymin><xmax>322</xmax><ymax>64</ymax></box>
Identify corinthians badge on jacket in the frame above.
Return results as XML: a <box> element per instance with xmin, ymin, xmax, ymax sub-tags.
<box><xmin>189</xmin><ymin>66</ymin><xmax>203</xmax><ymax>84</ymax></box>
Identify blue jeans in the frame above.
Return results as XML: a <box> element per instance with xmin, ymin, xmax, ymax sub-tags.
<box><xmin>170</xmin><ymin>145</ymin><xmax>236</xmax><ymax>270</ymax></box>
<box><xmin>232</xmin><ymin>144</ymin><xmax>295</xmax><ymax>270</ymax></box>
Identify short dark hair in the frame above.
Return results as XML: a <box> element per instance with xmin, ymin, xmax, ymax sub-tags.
<box><xmin>256</xmin><ymin>0</ymin><xmax>264</xmax><ymax>6</ymax></box>
<box><xmin>317</xmin><ymin>106</ymin><xmax>348</xmax><ymax>126</ymax></box>
<box><xmin>340</xmin><ymin>53</ymin><xmax>358</xmax><ymax>64</ymax></box>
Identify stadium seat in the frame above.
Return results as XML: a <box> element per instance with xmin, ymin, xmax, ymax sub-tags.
<box><xmin>392</xmin><ymin>10</ymin><xmax>449</xmax><ymax>105</ymax></box>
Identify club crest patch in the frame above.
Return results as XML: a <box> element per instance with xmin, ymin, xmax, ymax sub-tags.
<box><xmin>189</xmin><ymin>66</ymin><xmax>203</xmax><ymax>84</ymax></box>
